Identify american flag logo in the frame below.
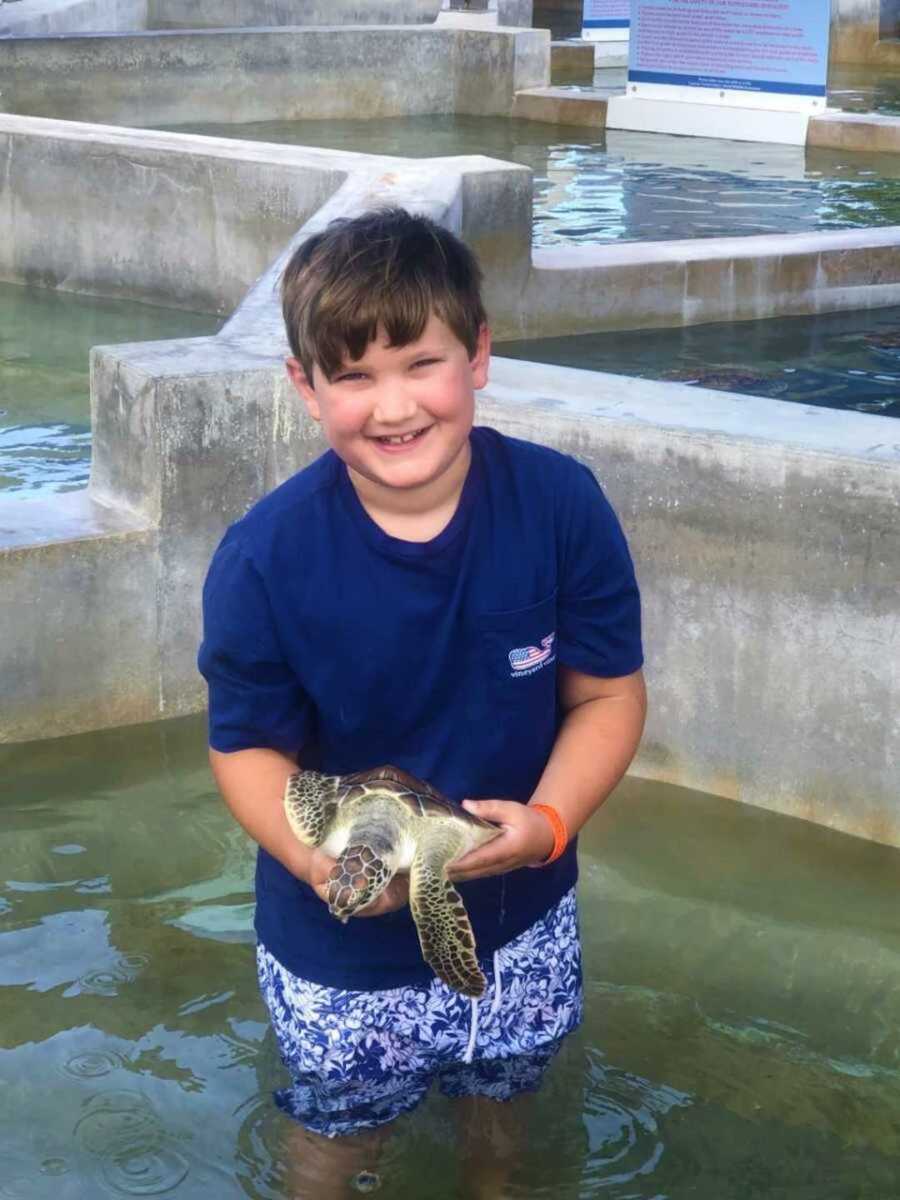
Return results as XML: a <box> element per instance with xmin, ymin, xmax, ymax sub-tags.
<box><xmin>508</xmin><ymin>632</ymin><xmax>556</xmax><ymax>672</ymax></box>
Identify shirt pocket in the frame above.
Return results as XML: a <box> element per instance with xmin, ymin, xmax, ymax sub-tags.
<box><xmin>476</xmin><ymin>590</ymin><xmax>558</xmax><ymax>685</ymax></box>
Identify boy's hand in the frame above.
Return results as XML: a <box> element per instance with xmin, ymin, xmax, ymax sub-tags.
<box><xmin>447</xmin><ymin>800</ymin><xmax>555</xmax><ymax>882</ymax></box>
<box><xmin>306</xmin><ymin>847</ymin><xmax>410</xmax><ymax>917</ymax></box>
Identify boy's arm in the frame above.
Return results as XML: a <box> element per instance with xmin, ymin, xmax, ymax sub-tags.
<box><xmin>210</xmin><ymin>746</ymin><xmax>311</xmax><ymax>880</ymax></box>
<box><xmin>210</xmin><ymin>746</ymin><xmax>409</xmax><ymax>916</ymax></box>
<box><xmin>448</xmin><ymin>665</ymin><xmax>647</xmax><ymax>881</ymax></box>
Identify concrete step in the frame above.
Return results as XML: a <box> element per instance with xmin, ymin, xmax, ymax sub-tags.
<box><xmin>513</xmin><ymin>84</ymin><xmax>609</xmax><ymax>126</ymax></box>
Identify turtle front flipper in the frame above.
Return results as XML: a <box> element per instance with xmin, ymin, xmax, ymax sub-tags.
<box><xmin>326</xmin><ymin>818</ymin><xmax>404</xmax><ymax>923</ymax></box>
<box><xmin>409</xmin><ymin>839</ymin><xmax>486</xmax><ymax>998</ymax></box>
<box><xmin>284</xmin><ymin>769</ymin><xmax>340</xmax><ymax>847</ymax></box>
<box><xmin>327</xmin><ymin>844</ymin><xmax>396</xmax><ymax>923</ymax></box>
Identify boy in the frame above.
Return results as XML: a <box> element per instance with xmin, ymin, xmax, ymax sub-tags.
<box><xmin>198</xmin><ymin>208</ymin><xmax>645</xmax><ymax>1197</ymax></box>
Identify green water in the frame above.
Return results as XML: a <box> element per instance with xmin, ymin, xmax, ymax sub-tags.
<box><xmin>157</xmin><ymin>114</ymin><xmax>900</xmax><ymax>246</ymax></box>
<box><xmin>0</xmin><ymin>283</ymin><xmax>221</xmax><ymax>496</ymax></box>
<box><xmin>495</xmin><ymin>303</ymin><xmax>900</xmax><ymax>418</ymax></box>
<box><xmin>2</xmin><ymin>716</ymin><xmax>899</xmax><ymax>1198</ymax></box>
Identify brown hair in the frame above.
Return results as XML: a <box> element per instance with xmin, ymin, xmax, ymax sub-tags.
<box><xmin>281</xmin><ymin>207</ymin><xmax>487</xmax><ymax>381</ymax></box>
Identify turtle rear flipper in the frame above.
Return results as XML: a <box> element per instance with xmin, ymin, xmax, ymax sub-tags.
<box><xmin>409</xmin><ymin>841</ymin><xmax>487</xmax><ymax>998</ymax></box>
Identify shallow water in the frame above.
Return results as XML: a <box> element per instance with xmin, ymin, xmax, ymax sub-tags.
<box><xmin>2</xmin><ymin>716</ymin><xmax>899</xmax><ymax>1198</ymax></box>
<box><xmin>0</xmin><ymin>283</ymin><xmax>221</xmax><ymax>497</ymax></box>
<box><xmin>495</xmin><ymin>303</ymin><xmax>900</xmax><ymax>418</ymax></box>
<box><xmin>157</xmin><ymin>114</ymin><xmax>900</xmax><ymax>246</ymax></box>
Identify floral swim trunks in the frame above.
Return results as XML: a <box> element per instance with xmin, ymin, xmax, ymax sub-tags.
<box><xmin>256</xmin><ymin>887</ymin><xmax>583</xmax><ymax>1137</ymax></box>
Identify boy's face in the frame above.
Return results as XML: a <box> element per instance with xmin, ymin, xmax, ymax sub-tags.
<box><xmin>286</xmin><ymin>314</ymin><xmax>490</xmax><ymax>505</ymax></box>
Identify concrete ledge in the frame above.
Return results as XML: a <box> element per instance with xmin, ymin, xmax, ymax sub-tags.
<box><xmin>0</xmin><ymin>0</ymin><xmax>146</xmax><ymax>37</ymax></box>
<box><xmin>0</xmin><ymin>26</ymin><xmax>549</xmax><ymax>125</ymax></box>
<box><xmin>480</xmin><ymin>363</ymin><xmax>900</xmax><ymax>846</ymax></box>
<box><xmin>0</xmin><ymin>115</ymin><xmax>356</xmax><ymax>312</ymax></box>
<box><xmin>2</xmin><ymin>159</ymin><xmax>899</xmax><ymax>844</ymax></box>
<box><xmin>809</xmin><ymin>109</ymin><xmax>900</xmax><ymax>152</ymax></box>
<box><xmin>513</xmin><ymin>84</ymin><xmax>607</xmax><ymax>126</ymax></box>
<box><xmin>0</xmin><ymin>0</ymin><xmax>442</xmax><ymax>34</ymax></box>
<box><xmin>0</xmin><ymin>491</ymin><xmax>159</xmax><ymax>742</ymax></box>
<box><xmin>148</xmin><ymin>0</ymin><xmax>442</xmax><ymax>29</ymax></box>
<box><xmin>521</xmin><ymin>227</ymin><xmax>900</xmax><ymax>338</ymax></box>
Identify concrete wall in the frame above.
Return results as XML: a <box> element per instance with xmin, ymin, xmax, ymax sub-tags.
<box><xmin>146</xmin><ymin>0</ymin><xmax>442</xmax><ymax>29</ymax></box>
<box><xmin>0</xmin><ymin>0</ymin><xmax>441</xmax><ymax>35</ymax></box>
<box><xmin>0</xmin><ymin>27</ymin><xmax>549</xmax><ymax>126</ymax></box>
<box><xmin>5</xmin><ymin>339</ymin><xmax>898</xmax><ymax>848</ymax></box>
<box><xmin>6</xmin><ymin>116</ymin><xmax>900</xmax><ymax>342</ymax></box>
<box><xmin>2</xmin><ymin>153</ymin><xmax>898</xmax><ymax>846</ymax></box>
<box><xmin>496</xmin><ymin>0</ymin><xmax>533</xmax><ymax>28</ymax></box>
<box><xmin>830</xmin><ymin>0</ymin><xmax>900</xmax><ymax>63</ymax></box>
<box><xmin>481</xmin><ymin>365</ymin><xmax>900</xmax><ymax>849</ymax></box>
<box><xmin>522</xmin><ymin>228</ymin><xmax>900</xmax><ymax>340</ymax></box>
<box><xmin>0</xmin><ymin>494</ymin><xmax>161</xmax><ymax>742</ymax></box>
<box><xmin>0</xmin><ymin>0</ymin><xmax>146</xmax><ymax>37</ymax></box>
<box><xmin>0</xmin><ymin>117</ymin><xmax>353</xmax><ymax>313</ymax></box>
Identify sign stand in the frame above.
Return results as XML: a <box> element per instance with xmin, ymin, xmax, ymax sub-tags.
<box><xmin>608</xmin><ymin>0</ymin><xmax>831</xmax><ymax>147</ymax></box>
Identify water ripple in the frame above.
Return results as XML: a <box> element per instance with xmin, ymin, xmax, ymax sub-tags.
<box><xmin>234</xmin><ymin>1093</ymin><xmax>291</xmax><ymax>1200</ymax></box>
<box><xmin>74</xmin><ymin>1090</ymin><xmax>190</xmax><ymax>1197</ymax></box>
<box><xmin>77</xmin><ymin>954</ymin><xmax>149</xmax><ymax>997</ymax></box>
<box><xmin>581</xmin><ymin>1051</ymin><xmax>691</xmax><ymax>1192</ymax></box>
<box><xmin>63</xmin><ymin>1049</ymin><xmax>126</xmax><ymax>1079</ymax></box>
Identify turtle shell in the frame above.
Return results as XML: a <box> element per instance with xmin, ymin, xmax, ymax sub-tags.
<box><xmin>338</xmin><ymin>764</ymin><xmax>498</xmax><ymax>830</ymax></box>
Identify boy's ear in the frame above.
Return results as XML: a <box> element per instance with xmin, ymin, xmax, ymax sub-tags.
<box><xmin>470</xmin><ymin>324</ymin><xmax>491</xmax><ymax>390</ymax></box>
<box><xmin>286</xmin><ymin>357</ymin><xmax>321</xmax><ymax>421</ymax></box>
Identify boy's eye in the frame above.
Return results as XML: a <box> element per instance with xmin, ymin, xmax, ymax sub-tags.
<box><xmin>334</xmin><ymin>371</ymin><xmax>367</xmax><ymax>383</ymax></box>
<box><xmin>412</xmin><ymin>357</ymin><xmax>441</xmax><ymax>369</ymax></box>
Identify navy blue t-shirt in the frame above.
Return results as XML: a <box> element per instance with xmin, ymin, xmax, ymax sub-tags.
<box><xmin>198</xmin><ymin>426</ymin><xmax>642</xmax><ymax>989</ymax></box>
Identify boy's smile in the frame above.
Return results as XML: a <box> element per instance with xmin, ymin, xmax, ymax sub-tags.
<box><xmin>287</xmin><ymin>315</ymin><xmax>490</xmax><ymax>531</ymax></box>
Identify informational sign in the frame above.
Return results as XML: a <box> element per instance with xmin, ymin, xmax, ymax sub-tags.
<box><xmin>628</xmin><ymin>0</ymin><xmax>829</xmax><ymax>100</ymax></box>
<box><xmin>582</xmin><ymin>0</ymin><xmax>630</xmax><ymax>35</ymax></box>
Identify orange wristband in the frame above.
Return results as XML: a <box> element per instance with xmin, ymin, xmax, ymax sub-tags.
<box><xmin>529</xmin><ymin>803</ymin><xmax>568</xmax><ymax>866</ymax></box>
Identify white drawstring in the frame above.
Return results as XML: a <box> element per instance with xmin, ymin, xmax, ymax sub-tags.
<box><xmin>490</xmin><ymin>949</ymin><xmax>503</xmax><ymax>1016</ymax></box>
<box><xmin>463</xmin><ymin>950</ymin><xmax>503</xmax><ymax>1064</ymax></box>
<box><xmin>463</xmin><ymin>997</ymin><xmax>479</xmax><ymax>1064</ymax></box>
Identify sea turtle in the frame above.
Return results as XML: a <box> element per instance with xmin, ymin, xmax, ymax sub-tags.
<box><xmin>283</xmin><ymin>765</ymin><xmax>502</xmax><ymax>997</ymax></box>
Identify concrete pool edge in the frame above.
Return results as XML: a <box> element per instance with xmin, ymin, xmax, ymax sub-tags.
<box><xmin>0</xmin><ymin>25</ymin><xmax>549</xmax><ymax>126</ymax></box>
<box><xmin>2</xmin><ymin>316</ymin><xmax>898</xmax><ymax>848</ymax></box>
<box><xmin>0</xmin><ymin>0</ymin><xmax>443</xmax><ymax>36</ymax></box>
<box><xmin>2</xmin><ymin>122</ymin><xmax>899</xmax><ymax>845</ymax></box>
<box><xmin>7</xmin><ymin>115</ymin><xmax>900</xmax><ymax>340</ymax></box>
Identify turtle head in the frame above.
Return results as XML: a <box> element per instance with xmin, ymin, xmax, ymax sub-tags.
<box><xmin>283</xmin><ymin>769</ymin><xmax>341</xmax><ymax>848</ymax></box>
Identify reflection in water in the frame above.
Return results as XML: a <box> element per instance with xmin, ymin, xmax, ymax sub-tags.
<box><xmin>827</xmin><ymin>65</ymin><xmax>900</xmax><ymax>115</ymax></box>
<box><xmin>62</xmin><ymin>1049</ymin><xmax>126</xmax><ymax>1079</ymax></box>
<box><xmin>1</xmin><ymin>716</ymin><xmax>899</xmax><ymax>1197</ymax></box>
<box><xmin>74</xmin><ymin>1090</ymin><xmax>191</xmax><ymax>1195</ymax></box>
<box><xmin>580</xmin><ymin>1053</ymin><xmax>689</xmax><ymax>1191</ymax></box>
<box><xmin>159</xmin><ymin>113</ymin><xmax>900</xmax><ymax>245</ymax></box>
<box><xmin>496</xmin><ymin>304</ymin><xmax>900</xmax><ymax>418</ymax></box>
<box><xmin>235</xmin><ymin>1093</ymin><xmax>292</xmax><ymax>1200</ymax></box>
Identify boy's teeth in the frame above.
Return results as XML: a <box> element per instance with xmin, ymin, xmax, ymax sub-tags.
<box><xmin>381</xmin><ymin>430</ymin><xmax>422</xmax><ymax>444</ymax></box>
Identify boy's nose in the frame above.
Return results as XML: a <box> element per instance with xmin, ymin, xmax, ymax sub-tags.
<box><xmin>371</xmin><ymin>387</ymin><xmax>419</xmax><ymax>425</ymax></box>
